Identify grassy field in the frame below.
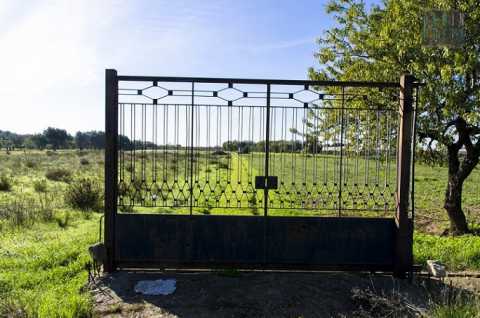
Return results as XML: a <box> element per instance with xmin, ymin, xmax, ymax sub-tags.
<box><xmin>0</xmin><ymin>149</ymin><xmax>479</xmax><ymax>317</ymax></box>
<box><xmin>0</xmin><ymin>213</ymin><xmax>98</xmax><ymax>317</ymax></box>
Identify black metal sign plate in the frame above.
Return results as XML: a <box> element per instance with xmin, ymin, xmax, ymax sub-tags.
<box><xmin>255</xmin><ymin>176</ymin><xmax>278</xmax><ymax>189</ymax></box>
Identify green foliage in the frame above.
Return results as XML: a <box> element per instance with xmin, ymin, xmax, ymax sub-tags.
<box><xmin>76</xmin><ymin>150</ymin><xmax>88</xmax><ymax>157</ymax></box>
<box><xmin>0</xmin><ymin>216</ymin><xmax>97</xmax><ymax>317</ymax></box>
<box><xmin>430</xmin><ymin>302</ymin><xmax>480</xmax><ymax>318</ymax></box>
<box><xmin>414</xmin><ymin>231</ymin><xmax>480</xmax><ymax>270</ymax></box>
<box><xmin>428</xmin><ymin>287</ymin><xmax>480</xmax><ymax>318</ymax></box>
<box><xmin>311</xmin><ymin>0</ymin><xmax>480</xmax><ymax>148</ymax></box>
<box><xmin>311</xmin><ymin>0</ymin><xmax>480</xmax><ymax>233</ymax></box>
<box><xmin>65</xmin><ymin>178</ymin><xmax>103</xmax><ymax>211</ymax></box>
<box><xmin>33</xmin><ymin>179</ymin><xmax>48</xmax><ymax>193</ymax></box>
<box><xmin>24</xmin><ymin>158</ymin><xmax>38</xmax><ymax>168</ymax></box>
<box><xmin>0</xmin><ymin>197</ymin><xmax>54</xmax><ymax>229</ymax></box>
<box><xmin>43</xmin><ymin>127</ymin><xmax>72</xmax><ymax>150</ymax></box>
<box><xmin>55</xmin><ymin>210</ymin><xmax>71</xmax><ymax>228</ymax></box>
<box><xmin>0</xmin><ymin>175</ymin><xmax>12</xmax><ymax>192</ymax></box>
<box><xmin>80</xmin><ymin>158</ymin><xmax>90</xmax><ymax>166</ymax></box>
<box><xmin>45</xmin><ymin>168</ymin><xmax>72</xmax><ymax>182</ymax></box>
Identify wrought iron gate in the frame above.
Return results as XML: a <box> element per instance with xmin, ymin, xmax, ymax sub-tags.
<box><xmin>104</xmin><ymin>70</ymin><xmax>419</xmax><ymax>277</ymax></box>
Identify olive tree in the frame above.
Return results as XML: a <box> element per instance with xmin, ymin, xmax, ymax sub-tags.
<box><xmin>310</xmin><ymin>0</ymin><xmax>480</xmax><ymax>234</ymax></box>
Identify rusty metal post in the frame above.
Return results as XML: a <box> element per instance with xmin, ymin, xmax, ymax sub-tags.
<box><xmin>104</xmin><ymin>69</ymin><xmax>118</xmax><ymax>272</ymax></box>
<box><xmin>394</xmin><ymin>74</ymin><xmax>415</xmax><ymax>278</ymax></box>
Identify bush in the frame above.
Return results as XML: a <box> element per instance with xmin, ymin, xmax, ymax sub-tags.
<box><xmin>24</xmin><ymin>159</ymin><xmax>38</xmax><ymax>168</ymax></box>
<box><xmin>33</xmin><ymin>179</ymin><xmax>48</xmax><ymax>193</ymax></box>
<box><xmin>55</xmin><ymin>211</ymin><xmax>71</xmax><ymax>228</ymax></box>
<box><xmin>0</xmin><ymin>200</ymin><xmax>35</xmax><ymax>228</ymax></box>
<box><xmin>76</xmin><ymin>150</ymin><xmax>88</xmax><ymax>157</ymax></box>
<box><xmin>45</xmin><ymin>150</ymin><xmax>56</xmax><ymax>156</ymax></box>
<box><xmin>0</xmin><ymin>175</ymin><xmax>12</xmax><ymax>191</ymax></box>
<box><xmin>0</xmin><ymin>196</ymin><xmax>53</xmax><ymax>228</ymax></box>
<box><xmin>79</xmin><ymin>158</ymin><xmax>90</xmax><ymax>166</ymax></box>
<box><xmin>65</xmin><ymin>177</ymin><xmax>103</xmax><ymax>211</ymax></box>
<box><xmin>45</xmin><ymin>168</ymin><xmax>72</xmax><ymax>182</ymax></box>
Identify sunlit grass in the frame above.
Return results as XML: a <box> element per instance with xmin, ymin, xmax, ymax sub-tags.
<box><xmin>0</xmin><ymin>212</ymin><xmax>98</xmax><ymax>317</ymax></box>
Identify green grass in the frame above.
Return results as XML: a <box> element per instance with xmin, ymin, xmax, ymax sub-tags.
<box><xmin>414</xmin><ymin>230</ymin><xmax>480</xmax><ymax>271</ymax></box>
<box><xmin>0</xmin><ymin>149</ymin><xmax>479</xmax><ymax>317</ymax></box>
<box><xmin>0</xmin><ymin>212</ymin><xmax>98</xmax><ymax>317</ymax></box>
<box><xmin>430</xmin><ymin>301</ymin><xmax>480</xmax><ymax>318</ymax></box>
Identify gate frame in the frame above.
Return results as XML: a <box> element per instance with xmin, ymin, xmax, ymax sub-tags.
<box><xmin>104</xmin><ymin>70</ymin><xmax>417</xmax><ymax>277</ymax></box>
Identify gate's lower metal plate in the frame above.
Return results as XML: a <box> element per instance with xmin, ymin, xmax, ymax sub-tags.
<box><xmin>115</xmin><ymin>214</ymin><xmax>395</xmax><ymax>270</ymax></box>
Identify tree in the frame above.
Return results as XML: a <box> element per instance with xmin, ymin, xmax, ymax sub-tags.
<box><xmin>75</xmin><ymin>132</ymin><xmax>90</xmax><ymax>149</ymax></box>
<box><xmin>29</xmin><ymin>134</ymin><xmax>48</xmax><ymax>149</ymax></box>
<box><xmin>310</xmin><ymin>0</ymin><xmax>480</xmax><ymax>235</ymax></box>
<box><xmin>43</xmin><ymin>127</ymin><xmax>72</xmax><ymax>150</ymax></box>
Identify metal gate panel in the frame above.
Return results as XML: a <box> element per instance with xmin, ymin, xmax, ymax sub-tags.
<box><xmin>105</xmin><ymin>70</ymin><xmax>419</xmax><ymax>276</ymax></box>
<box><xmin>115</xmin><ymin>214</ymin><xmax>395</xmax><ymax>270</ymax></box>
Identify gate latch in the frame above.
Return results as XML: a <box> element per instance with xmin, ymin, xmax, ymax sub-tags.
<box><xmin>255</xmin><ymin>176</ymin><xmax>278</xmax><ymax>190</ymax></box>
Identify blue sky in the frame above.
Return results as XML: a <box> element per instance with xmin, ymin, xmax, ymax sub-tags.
<box><xmin>0</xmin><ymin>0</ymin><xmax>379</xmax><ymax>134</ymax></box>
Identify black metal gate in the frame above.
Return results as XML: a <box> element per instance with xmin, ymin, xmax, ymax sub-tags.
<box><xmin>104</xmin><ymin>70</ymin><xmax>419</xmax><ymax>277</ymax></box>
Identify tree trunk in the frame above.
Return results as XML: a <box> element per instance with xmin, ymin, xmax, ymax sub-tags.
<box><xmin>444</xmin><ymin>175</ymin><xmax>469</xmax><ymax>235</ymax></box>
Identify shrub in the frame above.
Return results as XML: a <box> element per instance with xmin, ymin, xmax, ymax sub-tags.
<box><xmin>45</xmin><ymin>168</ymin><xmax>72</xmax><ymax>182</ymax></box>
<box><xmin>45</xmin><ymin>150</ymin><xmax>56</xmax><ymax>156</ymax></box>
<box><xmin>24</xmin><ymin>158</ymin><xmax>38</xmax><ymax>168</ymax></box>
<box><xmin>55</xmin><ymin>211</ymin><xmax>71</xmax><ymax>228</ymax></box>
<box><xmin>0</xmin><ymin>196</ymin><xmax>54</xmax><ymax>229</ymax></box>
<box><xmin>65</xmin><ymin>177</ymin><xmax>103</xmax><ymax>211</ymax></box>
<box><xmin>76</xmin><ymin>150</ymin><xmax>88</xmax><ymax>157</ymax></box>
<box><xmin>79</xmin><ymin>158</ymin><xmax>90</xmax><ymax>166</ymax></box>
<box><xmin>0</xmin><ymin>175</ymin><xmax>12</xmax><ymax>192</ymax></box>
<box><xmin>33</xmin><ymin>179</ymin><xmax>48</xmax><ymax>193</ymax></box>
<box><xmin>0</xmin><ymin>199</ymin><xmax>34</xmax><ymax>228</ymax></box>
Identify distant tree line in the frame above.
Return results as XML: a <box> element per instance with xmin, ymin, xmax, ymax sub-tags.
<box><xmin>222</xmin><ymin>140</ymin><xmax>324</xmax><ymax>153</ymax></box>
<box><xmin>0</xmin><ymin>128</ymin><xmax>167</xmax><ymax>152</ymax></box>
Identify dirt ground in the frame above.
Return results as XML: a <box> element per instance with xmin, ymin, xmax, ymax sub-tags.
<box><xmin>90</xmin><ymin>270</ymin><xmax>480</xmax><ymax>318</ymax></box>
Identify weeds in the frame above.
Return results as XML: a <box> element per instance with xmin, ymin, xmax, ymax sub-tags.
<box><xmin>414</xmin><ymin>232</ymin><xmax>480</xmax><ymax>270</ymax></box>
<box><xmin>0</xmin><ymin>216</ymin><xmax>97</xmax><ymax>317</ymax></box>
<box><xmin>45</xmin><ymin>168</ymin><xmax>72</xmax><ymax>182</ymax></box>
<box><xmin>33</xmin><ymin>179</ymin><xmax>48</xmax><ymax>193</ymax></box>
<box><xmin>0</xmin><ymin>199</ymin><xmax>36</xmax><ymax>228</ymax></box>
<box><xmin>0</xmin><ymin>175</ymin><xmax>12</xmax><ymax>191</ymax></box>
<box><xmin>428</xmin><ymin>281</ymin><xmax>480</xmax><ymax>318</ymax></box>
<box><xmin>65</xmin><ymin>177</ymin><xmax>103</xmax><ymax>211</ymax></box>
<box><xmin>24</xmin><ymin>158</ymin><xmax>38</xmax><ymax>168</ymax></box>
<box><xmin>76</xmin><ymin>150</ymin><xmax>89</xmax><ymax>157</ymax></box>
<box><xmin>55</xmin><ymin>211</ymin><xmax>71</xmax><ymax>228</ymax></box>
<box><xmin>0</xmin><ymin>196</ymin><xmax>54</xmax><ymax>229</ymax></box>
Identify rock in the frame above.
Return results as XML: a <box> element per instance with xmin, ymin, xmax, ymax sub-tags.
<box><xmin>426</xmin><ymin>260</ymin><xmax>446</xmax><ymax>278</ymax></box>
<box><xmin>134</xmin><ymin>279</ymin><xmax>176</xmax><ymax>295</ymax></box>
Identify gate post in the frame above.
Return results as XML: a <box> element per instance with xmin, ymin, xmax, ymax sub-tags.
<box><xmin>394</xmin><ymin>74</ymin><xmax>414</xmax><ymax>278</ymax></box>
<box><xmin>104</xmin><ymin>69</ymin><xmax>118</xmax><ymax>272</ymax></box>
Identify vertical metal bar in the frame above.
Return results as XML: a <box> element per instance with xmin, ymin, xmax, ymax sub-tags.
<box><xmin>411</xmin><ymin>87</ymin><xmax>419</xmax><ymax>223</ymax></box>
<box><xmin>189</xmin><ymin>82</ymin><xmax>195</xmax><ymax>215</ymax></box>
<box><xmin>394</xmin><ymin>74</ymin><xmax>415</xmax><ymax>278</ymax></box>
<box><xmin>104</xmin><ymin>69</ymin><xmax>118</xmax><ymax>272</ymax></box>
<box><xmin>264</xmin><ymin>84</ymin><xmax>271</xmax><ymax>216</ymax></box>
<box><xmin>263</xmin><ymin>83</ymin><xmax>271</xmax><ymax>266</ymax></box>
<box><xmin>338</xmin><ymin>87</ymin><xmax>345</xmax><ymax>216</ymax></box>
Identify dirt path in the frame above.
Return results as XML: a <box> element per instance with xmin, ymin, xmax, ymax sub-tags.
<box><xmin>90</xmin><ymin>270</ymin><xmax>479</xmax><ymax>318</ymax></box>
